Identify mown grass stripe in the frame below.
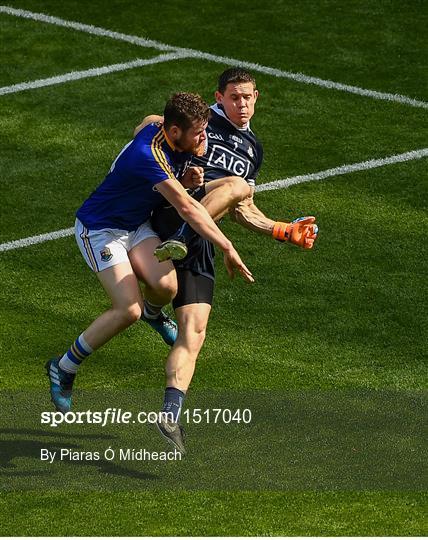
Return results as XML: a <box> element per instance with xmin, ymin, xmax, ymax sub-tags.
<box><xmin>1</xmin><ymin>147</ymin><xmax>427</xmax><ymax>253</ymax></box>
<box><xmin>256</xmin><ymin>148</ymin><xmax>428</xmax><ymax>192</ymax></box>
<box><xmin>0</xmin><ymin>53</ymin><xmax>189</xmax><ymax>95</ymax></box>
<box><xmin>1</xmin><ymin>5</ymin><xmax>427</xmax><ymax>109</ymax></box>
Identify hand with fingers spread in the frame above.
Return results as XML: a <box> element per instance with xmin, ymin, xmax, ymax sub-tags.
<box><xmin>272</xmin><ymin>216</ymin><xmax>319</xmax><ymax>249</ymax></box>
<box><xmin>223</xmin><ymin>246</ymin><xmax>254</xmax><ymax>283</ymax></box>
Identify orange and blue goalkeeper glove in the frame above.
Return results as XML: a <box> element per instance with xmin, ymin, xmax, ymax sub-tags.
<box><xmin>272</xmin><ymin>216</ymin><xmax>318</xmax><ymax>249</ymax></box>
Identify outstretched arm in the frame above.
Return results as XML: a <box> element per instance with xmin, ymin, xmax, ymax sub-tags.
<box><xmin>230</xmin><ymin>190</ymin><xmax>275</xmax><ymax>236</ymax></box>
<box><xmin>230</xmin><ymin>189</ymin><xmax>318</xmax><ymax>249</ymax></box>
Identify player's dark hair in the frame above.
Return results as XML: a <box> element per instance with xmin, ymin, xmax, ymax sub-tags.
<box><xmin>218</xmin><ymin>67</ymin><xmax>257</xmax><ymax>94</ymax></box>
<box><xmin>164</xmin><ymin>92</ymin><xmax>209</xmax><ymax>131</ymax></box>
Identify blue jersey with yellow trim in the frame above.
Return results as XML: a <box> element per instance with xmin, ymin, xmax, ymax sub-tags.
<box><xmin>76</xmin><ymin>123</ymin><xmax>191</xmax><ymax>231</ymax></box>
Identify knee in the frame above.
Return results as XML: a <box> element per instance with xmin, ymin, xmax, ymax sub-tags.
<box><xmin>157</xmin><ymin>274</ymin><xmax>178</xmax><ymax>299</ymax></box>
<box><xmin>226</xmin><ymin>176</ymin><xmax>251</xmax><ymax>203</ymax></box>
<box><xmin>117</xmin><ymin>303</ymin><xmax>142</xmax><ymax>326</ymax></box>
<box><xmin>181</xmin><ymin>326</ymin><xmax>207</xmax><ymax>356</ymax></box>
<box><xmin>148</xmin><ymin>274</ymin><xmax>178</xmax><ymax>300</ymax></box>
<box><xmin>192</xmin><ymin>327</ymin><xmax>207</xmax><ymax>353</ymax></box>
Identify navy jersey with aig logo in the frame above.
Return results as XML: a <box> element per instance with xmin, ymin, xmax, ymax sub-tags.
<box><xmin>151</xmin><ymin>104</ymin><xmax>264</xmax><ymax>280</ymax></box>
<box><xmin>76</xmin><ymin>123</ymin><xmax>191</xmax><ymax>231</ymax></box>
<box><xmin>192</xmin><ymin>103</ymin><xmax>263</xmax><ymax>188</ymax></box>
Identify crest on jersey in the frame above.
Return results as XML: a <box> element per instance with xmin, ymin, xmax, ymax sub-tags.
<box><xmin>230</xmin><ymin>134</ymin><xmax>243</xmax><ymax>144</ymax></box>
<box><xmin>247</xmin><ymin>146</ymin><xmax>254</xmax><ymax>158</ymax></box>
<box><xmin>100</xmin><ymin>247</ymin><xmax>113</xmax><ymax>262</ymax></box>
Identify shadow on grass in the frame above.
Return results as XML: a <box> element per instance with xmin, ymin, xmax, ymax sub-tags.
<box><xmin>0</xmin><ymin>429</ymin><xmax>158</xmax><ymax>482</ymax></box>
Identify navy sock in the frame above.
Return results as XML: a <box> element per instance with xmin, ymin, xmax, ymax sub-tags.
<box><xmin>162</xmin><ymin>386</ymin><xmax>185</xmax><ymax>423</ymax></box>
<box><xmin>143</xmin><ymin>300</ymin><xmax>162</xmax><ymax>319</ymax></box>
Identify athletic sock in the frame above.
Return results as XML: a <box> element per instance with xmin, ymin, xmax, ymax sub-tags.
<box><xmin>162</xmin><ymin>386</ymin><xmax>186</xmax><ymax>423</ymax></box>
<box><xmin>59</xmin><ymin>333</ymin><xmax>93</xmax><ymax>374</ymax></box>
<box><xmin>143</xmin><ymin>300</ymin><xmax>163</xmax><ymax>320</ymax></box>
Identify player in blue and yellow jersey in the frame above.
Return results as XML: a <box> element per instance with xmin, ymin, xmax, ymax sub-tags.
<box><xmin>46</xmin><ymin>93</ymin><xmax>254</xmax><ymax>428</ymax></box>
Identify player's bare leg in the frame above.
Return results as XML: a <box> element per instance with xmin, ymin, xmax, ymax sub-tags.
<box><xmin>154</xmin><ymin>176</ymin><xmax>250</xmax><ymax>262</ymax></box>
<box><xmin>46</xmin><ymin>261</ymin><xmax>143</xmax><ymax>413</ymax></box>
<box><xmin>129</xmin><ymin>237</ymin><xmax>177</xmax><ymax>305</ymax></box>
<box><xmin>166</xmin><ymin>303</ymin><xmax>211</xmax><ymax>391</ymax></box>
<box><xmin>156</xmin><ymin>303</ymin><xmax>211</xmax><ymax>455</ymax></box>
<box><xmin>129</xmin><ymin>237</ymin><xmax>179</xmax><ymax>345</ymax></box>
<box><xmin>83</xmin><ymin>261</ymin><xmax>144</xmax><ymax>349</ymax></box>
<box><xmin>201</xmin><ymin>175</ymin><xmax>251</xmax><ymax>221</ymax></box>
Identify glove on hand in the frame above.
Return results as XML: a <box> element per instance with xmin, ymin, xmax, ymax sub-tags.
<box><xmin>272</xmin><ymin>216</ymin><xmax>318</xmax><ymax>249</ymax></box>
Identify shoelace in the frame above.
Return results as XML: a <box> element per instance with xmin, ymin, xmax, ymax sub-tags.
<box><xmin>159</xmin><ymin>313</ymin><xmax>177</xmax><ymax>331</ymax></box>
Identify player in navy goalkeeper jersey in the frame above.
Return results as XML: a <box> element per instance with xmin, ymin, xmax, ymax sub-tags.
<box><xmin>46</xmin><ymin>93</ymin><xmax>254</xmax><ymax>451</ymax></box>
<box><xmin>136</xmin><ymin>69</ymin><xmax>318</xmax><ymax>454</ymax></box>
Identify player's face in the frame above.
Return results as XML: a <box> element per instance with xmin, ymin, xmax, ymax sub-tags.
<box><xmin>175</xmin><ymin>120</ymin><xmax>208</xmax><ymax>154</ymax></box>
<box><xmin>215</xmin><ymin>82</ymin><xmax>258</xmax><ymax>127</ymax></box>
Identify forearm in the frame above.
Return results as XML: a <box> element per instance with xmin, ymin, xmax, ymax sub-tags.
<box><xmin>232</xmin><ymin>196</ymin><xmax>318</xmax><ymax>249</ymax></box>
<box><xmin>232</xmin><ymin>201</ymin><xmax>275</xmax><ymax>236</ymax></box>
<box><xmin>178</xmin><ymin>199</ymin><xmax>233</xmax><ymax>253</ymax></box>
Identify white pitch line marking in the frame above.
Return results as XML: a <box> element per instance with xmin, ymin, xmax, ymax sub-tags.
<box><xmin>0</xmin><ymin>53</ymin><xmax>189</xmax><ymax>96</ymax></box>
<box><xmin>182</xmin><ymin>52</ymin><xmax>428</xmax><ymax>110</ymax></box>
<box><xmin>256</xmin><ymin>148</ymin><xmax>428</xmax><ymax>192</ymax></box>
<box><xmin>1</xmin><ymin>148</ymin><xmax>427</xmax><ymax>254</ymax></box>
<box><xmin>0</xmin><ymin>5</ymin><xmax>177</xmax><ymax>51</ymax></box>
<box><xmin>0</xmin><ymin>227</ymin><xmax>75</xmax><ymax>253</ymax></box>
<box><xmin>1</xmin><ymin>5</ymin><xmax>427</xmax><ymax>109</ymax></box>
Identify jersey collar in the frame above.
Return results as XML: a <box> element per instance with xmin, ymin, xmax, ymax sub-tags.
<box><xmin>210</xmin><ymin>103</ymin><xmax>251</xmax><ymax>132</ymax></box>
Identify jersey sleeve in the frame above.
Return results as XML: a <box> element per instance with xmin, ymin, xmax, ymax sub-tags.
<box><xmin>248</xmin><ymin>140</ymin><xmax>264</xmax><ymax>186</ymax></box>
<box><xmin>134</xmin><ymin>144</ymin><xmax>176</xmax><ymax>186</ymax></box>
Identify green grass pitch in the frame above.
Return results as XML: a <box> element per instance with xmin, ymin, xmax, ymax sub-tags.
<box><xmin>0</xmin><ymin>0</ymin><xmax>427</xmax><ymax>536</ymax></box>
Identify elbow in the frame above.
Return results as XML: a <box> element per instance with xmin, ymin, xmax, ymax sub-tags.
<box><xmin>176</xmin><ymin>199</ymin><xmax>197</xmax><ymax>222</ymax></box>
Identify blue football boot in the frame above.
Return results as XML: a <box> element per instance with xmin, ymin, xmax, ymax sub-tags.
<box><xmin>45</xmin><ymin>357</ymin><xmax>75</xmax><ymax>413</ymax></box>
<box><xmin>142</xmin><ymin>311</ymin><xmax>178</xmax><ymax>346</ymax></box>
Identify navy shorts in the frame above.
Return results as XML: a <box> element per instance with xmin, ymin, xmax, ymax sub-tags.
<box><xmin>172</xmin><ymin>268</ymin><xmax>214</xmax><ymax>309</ymax></box>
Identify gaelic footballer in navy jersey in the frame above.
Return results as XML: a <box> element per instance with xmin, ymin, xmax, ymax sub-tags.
<box><xmin>134</xmin><ymin>68</ymin><xmax>318</xmax><ymax>455</ymax></box>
